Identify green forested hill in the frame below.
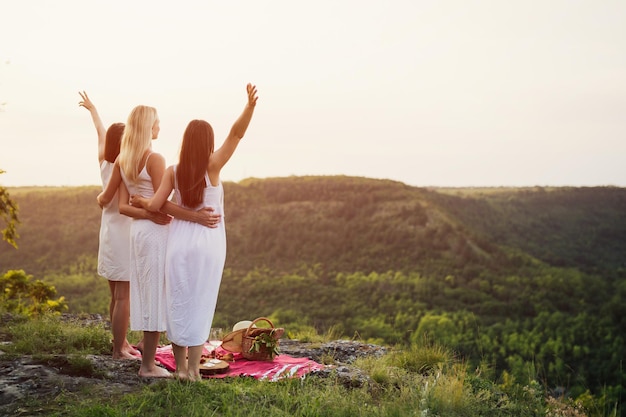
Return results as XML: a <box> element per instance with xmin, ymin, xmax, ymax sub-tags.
<box><xmin>0</xmin><ymin>186</ymin><xmax>101</xmax><ymax>276</ymax></box>
<box><xmin>223</xmin><ymin>176</ymin><xmax>510</xmax><ymax>276</ymax></box>
<box><xmin>2</xmin><ymin>176</ymin><xmax>626</xmax><ymax>408</ymax></box>
<box><xmin>427</xmin><ymin>186</ymin><xmax>626</xmax><ymax>273</ymax></box>
<box><xmin>3</xmin><ymin>178</ymin><xmax>625</xmax><ymax>279</ymax></box>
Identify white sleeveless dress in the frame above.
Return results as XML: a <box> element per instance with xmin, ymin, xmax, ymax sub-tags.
<box><xmin>121</xmin><ymin>154</ymin><xmax>169</xmax><ymax>332</ymax></box>
<box><xmin>165</xmin><ymin>167</ymin><xmax>226</xmax><ymax>347</ymax></box>
<box><xmin>98</xmin><ymin>161</ymin><xmax>131</xmax><ymax>281</ymax></box>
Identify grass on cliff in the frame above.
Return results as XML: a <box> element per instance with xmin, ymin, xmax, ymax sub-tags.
<box><xmin>0</xmin><ymin>313</ymin><xmax>604</xmax><ymax>417</ymax></box>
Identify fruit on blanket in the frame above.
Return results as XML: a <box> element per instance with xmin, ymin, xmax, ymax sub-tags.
<box><xmin>200</xmin><ymin>352</ymin><xmax>233</xmax><ymax>363</ymax></box>
<box><xmin>218</xmin><ymin>352</ymin><xmax>234</xmax><ymax>362</ymax></box>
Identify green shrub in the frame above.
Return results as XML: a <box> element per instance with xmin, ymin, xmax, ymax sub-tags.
<box><xmin>0</xmin><ymin>269</ymin><xmax>68</xmax><ymax>317</ymax></box>
<box><xmin>388</xmin><ymin>341</ymin><xmax>452</xmax><ymax>375</ymax></box>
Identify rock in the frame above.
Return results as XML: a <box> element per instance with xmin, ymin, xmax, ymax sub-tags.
<box><xmin>0</xmin><ymin>353</ymin><xmax>148</xmax><ymax>412</ymax></box>
<box><xmin>0</xmin><ymin>335</ymin><xmax>387</xmax><ymax>415</ymax></box>
<box><xmin>280</xmin><ymin>339</ymin><xmax>388</xmax><ymax>388</ymax></box>
<box><xmin>280</xmin><ymin>339</ymin><xmax>388</xmax><ymax>364</ymax></box>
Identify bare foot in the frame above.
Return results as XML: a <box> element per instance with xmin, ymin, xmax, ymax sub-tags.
<box><xmin>123</xmin><ymin>342</ymin><xmax>141</xmax><ymax>357</ymax></box>
<box><xmin>175</xmin><ymin>371</ymin><xmax>191</xmax><ymax>381</ymax></box>
<box><xmin>113</xmin><ymin>350</ymin><xmax>141</xmax><ymax>360</ymax></box>
<box><xmin>138</xmin><ymin>365</ymin><xmax>172</xmax><ymax>378</ymax></box>
<box><xmin>188</xmin><ymin>372</ymin><xmax>202</xmax><ymax>382</ymax></box>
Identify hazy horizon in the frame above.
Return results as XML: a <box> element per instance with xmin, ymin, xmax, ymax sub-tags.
<box><xmin>1</xmin><ymin>0</ymin><xmax>625</xmax><ymax>189</ymax></box>
<box><xmin>3</xmin><ymin>175</ymin><xmax>626</xmax><ymax>190</ymax></box>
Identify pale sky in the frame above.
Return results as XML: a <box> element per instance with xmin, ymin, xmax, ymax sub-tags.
<box><xmin>1</xmin><ymin>0</ymin><xmax>625</xmax><ymax>188</ymax></box>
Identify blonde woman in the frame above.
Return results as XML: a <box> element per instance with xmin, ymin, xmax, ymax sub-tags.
<box><xmin>98</xmin><ymin>105</ymin><xmax>220</xmax><ymax>378</ymax></box>
<box><xmin>79</xmin><ymin>91</ymin><xmax>169</xmax><ymax>360</ymax></box>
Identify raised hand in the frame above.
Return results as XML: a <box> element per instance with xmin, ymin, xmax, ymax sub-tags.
<box><xmin>246</xmin><ymin>83</ymin><xmax>258</xmax><ymax>108</ymax></box>
<box><xmin>78</xmin><ymin>91</ymin><xmax>96</xmax><ymax>112</ymax></box>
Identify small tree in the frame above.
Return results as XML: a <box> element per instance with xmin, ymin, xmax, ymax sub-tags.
<box><xmin>0</xmin><ymin>169</ymin><xmax>19</xmax><ymax>248</ymax></box>
<box><xmin>0</xmin><ymin>270</ymin><xmax>68</xmax><ymax>317</ymax></box>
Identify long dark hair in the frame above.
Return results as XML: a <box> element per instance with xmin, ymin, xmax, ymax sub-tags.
<box><xmin>104</xmin><ymin>123</ymin><xmax>125</xmax><ymax>163</ymax></box>
<box><xmin>177</xmin><ymin>119</ymin><xmax>214</xmax><ymax>207</ymax></box>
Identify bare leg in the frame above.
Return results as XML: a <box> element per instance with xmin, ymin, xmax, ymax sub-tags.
<box><xmin>136</xmin><ymin>336</ymin><xmax>145</xmax><ymax>354</ymax></box>
<box><xmin>138</xmin><ymin>331</ymin><xmax>171</xmax><ymax>378</ymax></box>
<box><xmin>187</xmin><ymin>345</ymin><xmax>204</xmax><ymax>382</ymax></box>
<box><xmin>107</xmin><ymin>281</ymin><xmax>115</xmax><ymax>324</ymax></box>
<box><xmin>172</xmin><ymin>343</ymin><xmax>189</xmax><ymax>380</ymax></box>
<box><xmin>110</xmin><ymin>281</ymin><xmax>139</xmax><ymax>359</ymax></box>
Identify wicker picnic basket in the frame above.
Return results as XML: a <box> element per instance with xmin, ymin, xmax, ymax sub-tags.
<box><xmin>241</xmin><ymin>317</ymin><xmax>280</xmax><ymax>361</ymax></box>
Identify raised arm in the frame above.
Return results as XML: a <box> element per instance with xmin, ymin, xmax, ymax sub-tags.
<box><xmin>78</xmin><ymin>91</ymin><xmax>106</xmax><ymax>164</ymax></box>
<box><xmin>210</xmin><ymin>83</ymin><xmax>258</xmax><ymax>175</ymax></box>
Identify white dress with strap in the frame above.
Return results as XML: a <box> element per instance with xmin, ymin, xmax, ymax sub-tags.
<box><xmin>165</xmin><ymin>166</ymin><xmax>227</xmax><ymax>346</ymax></box>
<box><xmin>97</xmin><ymin>160</ymin><xmax>131</xmax><ymax>281</ymax></box>
<box><xmin>121</xmin><ymin>154</ymin><xmax>169</xmax><ymax>332</ymax></box>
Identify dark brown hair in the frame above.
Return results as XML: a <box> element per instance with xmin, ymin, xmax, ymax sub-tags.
<box><xmin>104</xmin><ymin>123</ymin><xmax>125</xmax><ymax>163</ymax></box>
<box><xmin>177</xmin><ymin>119</ymin><xmax>214</xmax><ymax>207</ymax></box>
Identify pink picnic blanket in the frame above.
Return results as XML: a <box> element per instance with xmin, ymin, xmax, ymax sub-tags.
<box><xmin>154</xmin><ymin>344</ymin><xmax>324</xmax><ymax>380</ymax></box>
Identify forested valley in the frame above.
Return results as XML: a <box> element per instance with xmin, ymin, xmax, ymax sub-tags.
<box><xmin>2</xmin><ymin>176</ymin><xmax>625</xmax><ymax>411</ymax></box>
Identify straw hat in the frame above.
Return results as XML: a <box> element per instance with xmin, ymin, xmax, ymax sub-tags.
<box><xmin>221</xmin><ymin>320</ymin><xmax>257</xmax><ymax>352</ymax></box>
<box><xmin>233</xmin><ymin>320</ymin><xmax>255</xmax><ymax>332</ymax></box>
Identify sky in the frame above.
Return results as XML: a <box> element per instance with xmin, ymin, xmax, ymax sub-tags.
<box><xmin>1</xmin><ymin>0</ymin><xmax>625</xmax><ymax>188</ymax></box>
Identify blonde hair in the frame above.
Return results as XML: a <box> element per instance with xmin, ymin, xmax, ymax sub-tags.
<box><xmin>119</xmin><ymin>105</ymin><xmax>158</xmax><ymax>183</ymax></box>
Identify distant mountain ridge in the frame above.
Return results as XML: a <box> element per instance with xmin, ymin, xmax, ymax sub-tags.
<box><xmin>2</xmin><ymin>177</ymin><xmax>625</xmax><ymax>278</ymax></box>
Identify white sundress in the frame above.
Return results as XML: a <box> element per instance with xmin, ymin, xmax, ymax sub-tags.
<box><xmin>165</xmin><ymin>167</ymin><xmax>227</xmax><ymax>347</ymax></box>
<box><xmin>97</xmin><ymin>160</ymin><xmax>131</xmax><ymax>282</ymax></box>
<box><xmin>121</xmin><ymin>154</ymin><xmax>169</xmax><ymax>332</ymax></box>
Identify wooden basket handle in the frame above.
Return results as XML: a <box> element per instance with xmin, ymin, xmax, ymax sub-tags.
<box><xmin>244</xmin><ymin>317</ymin><xmax>274</xmax><ymax>336</ymax></box>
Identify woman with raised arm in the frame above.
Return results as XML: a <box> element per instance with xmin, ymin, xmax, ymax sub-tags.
<box><xmin>132</xmin><ymin>83</ymin><xmax>258</xmax><ymax>381</ymax></box>
<box><xmin>79</xmin><ymin>91</ymin><xmax>170</xmax><ymax>360</ymax></box>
